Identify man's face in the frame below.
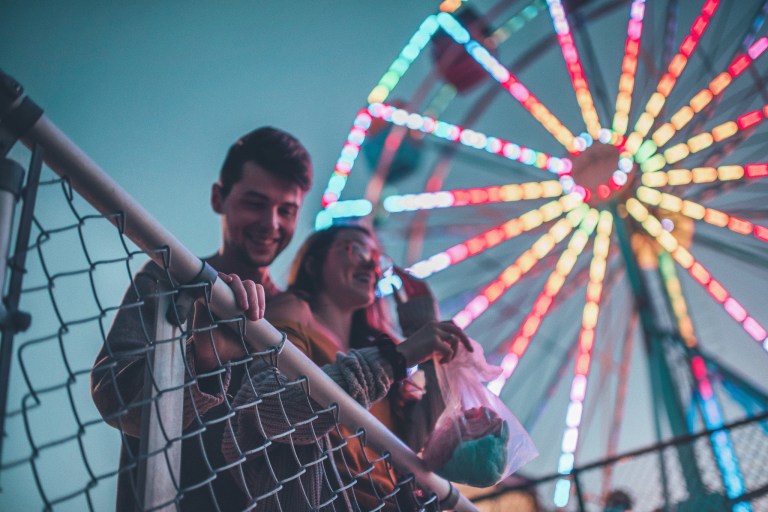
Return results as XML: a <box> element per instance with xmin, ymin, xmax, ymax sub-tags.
<box><xmin>213</xmin><ymin>161</ymin><xmax>305</xmax><ymax>269</ymax></box>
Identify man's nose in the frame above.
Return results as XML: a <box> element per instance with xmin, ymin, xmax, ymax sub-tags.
<box><xmin>257</xmin><ymin>208</ymin><xmax>279</xmax><ymax>232</ymax></box>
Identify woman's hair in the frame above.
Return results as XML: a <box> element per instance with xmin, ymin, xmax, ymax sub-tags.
<box><xmin>287</xmin><ymin>224</ymin><xmax>394</xmax><ymax>348</ymax></box>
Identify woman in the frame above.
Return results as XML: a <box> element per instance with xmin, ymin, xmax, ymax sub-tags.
<box><xmin>221</xmin><ymin>225</ymin><xmax>471</xmax><ymax>511</ymax></box>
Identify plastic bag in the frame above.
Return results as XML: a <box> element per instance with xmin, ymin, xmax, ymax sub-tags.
<box><xmin>420</xmin><ymin>338</ymin><xmax>538</xmax><ymax>487</ymax></box>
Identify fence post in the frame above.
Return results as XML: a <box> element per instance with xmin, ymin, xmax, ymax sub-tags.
<box><xmin>573</xmin><ymin>469</ymin><xmax>586</xmax><ymax>512</ymax></box>
<box><xmin>137</xmin><ymin>282</ymin><xmax>185</xmax><ymax>511</ymax></box>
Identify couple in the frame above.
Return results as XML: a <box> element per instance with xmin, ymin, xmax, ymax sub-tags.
<box><xmin>91</xmin><ymin>127</ymin><xmax>471</xmax><ymax>511</ymax></box>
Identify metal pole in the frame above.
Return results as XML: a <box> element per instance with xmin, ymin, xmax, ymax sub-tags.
<box><xmin>137</xmin><ymin>282</ymin><xmax>184</xmax><ymax>511</ymax></box>
<box><xmin>0</xmin><ymin>148</ymin><xmax>42</xmax><ymax>470</ymax></box>
<box><xmin>14</xmin><ymin>102</ymin><xmax>477</xmax><ymax>511</ymax></box>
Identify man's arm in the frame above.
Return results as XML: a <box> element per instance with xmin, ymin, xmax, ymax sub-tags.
<box><xmin>90</xmin><ymin>260</ymin><xmax>231</xmax><ymax>437</ymax></box>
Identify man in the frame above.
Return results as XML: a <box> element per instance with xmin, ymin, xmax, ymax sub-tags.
<box><xmin>91</xmin><ymin>127</ymin><xmax>313</xmax><ymax>511</ymax></box>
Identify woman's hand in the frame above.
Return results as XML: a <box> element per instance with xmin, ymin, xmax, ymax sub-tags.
<box><xmin>192</xmin><ymin>272</ymin><xmax>265</xmax><ymax>372</ymax></box>
<box><xmin>396</xmin><ymin>320</ymin><xmax>472</xmax><ymax>367</ymax></box>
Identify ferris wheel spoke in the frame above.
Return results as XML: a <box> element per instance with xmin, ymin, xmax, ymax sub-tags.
<box><xmin>407</xmin><ymin>196</ymin><xmax>583</xmax><ymax>280</ymax></box>
<box><xmin>646</xmin><ymin>37</ymin><xmax>768</xmax><ymax>150</ymax></box>
<box><xmin>451</xmin><ymin>206</ymin><xmax>592</xmax><ymax>330</ymax></box>
<box><xmin>611</xmin><ymin>0</ymin><xmax>647</xmax><ymax>136</ymax></box>
<box><xmin>553</xmin><ymin>210</ymin><xmax>613</xmax><ymax>509</ymax></box>
<box><xmin>641</xmin><ymin>163</ymin><xmax>768</xmax><ymax>188</ymax></box>
<box><xmin>626</xmin><ymin>198</ymin><xmax>768</xmax><ymax>352</ymax></box>
<box><xmin>657</xmin><ymin>253</ymin><xmax>749</xmax><ymax>503</ymax></box>
<box><xmin>435</xmin><ymin>12</ymin><xmax>577</xmax><ymax>152</ymax></box>
<box><xmin>624</xmin><ymin>0</ymin><xmax>722</xmax><ymax>157</ymax></box>
<box><xmin>638</xmin><ymin>103</ymin><xmax>768</xmax><ymax>173</ymax></box>
<box><xmin>544</xmin><ymin>0</ymin><xmax>603</xmax><ymax>138</ymax></box>
<box><xmin>637</xmin><ymin>186</ymin><xmax>768</xmax><ymax>244</ymax></box>
<box><xmin>485</xmin><ymin>208</ymin><xmax>601</xmax><ymax>396</ymax></box>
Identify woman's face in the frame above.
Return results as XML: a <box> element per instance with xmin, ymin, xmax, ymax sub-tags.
<box><xmin>320</xmin><ymin>229</ymin><xmax>384</xmax><ymax>310</ymax></box>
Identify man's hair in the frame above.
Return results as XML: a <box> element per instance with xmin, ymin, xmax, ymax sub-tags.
<box><xmin>218</xmin><ymin>126</ymin><xmax>313</xmax><ymax>197</ymax></box>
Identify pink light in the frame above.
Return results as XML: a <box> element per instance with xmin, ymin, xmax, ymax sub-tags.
<box><xmin>571</xmin><ymin>375</ymin><xmax>587</xmax><ymax>401</ymax></box>
<box><xmin>744</xmin><ymin>317</ymin><xmax>767</xmax><ymax>341</ymax></box>
<box><xmin>691</xmin><ymin>356</ymin><xmax>707</xmax><ymax>379</ymax></box>
<box><xmin>724</xmin><ymin>298</ymin><xmax>747</xmax><ymax>322</ymax></box>
<box><xmin>748</xmin><ymin>37</ymin><xmax>768</xmax><ymax>59</ymax></box>
<box><xmin>699</xmin><ymin>380</ymin><xmax>714</xmax><ymax>400</ymax></box>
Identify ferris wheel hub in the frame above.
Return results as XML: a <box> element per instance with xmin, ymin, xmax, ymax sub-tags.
<box><xmin>562</xmin><ymin>141</ymin><xmax>634</xmax><ymax>206</ymax></box>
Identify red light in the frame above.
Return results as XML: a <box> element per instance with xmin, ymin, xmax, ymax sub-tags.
<box><xmin>746</xmin><ymin>163</ymin><xmax>768</xmax><ymax>177</ymax></box>
<box><xmin>728</xmin><ymin>55</ymin><xmax>751</xmax><ymax>77</ymax></box>
<box><xmin>737</xmin><ymin>110</ymin><xmax>763</xmax><ymax>130</ymax></box>
<box><xmin>728</xmin><ymin>217</ymin><xmax>752</xmax><ymax>235</ymax></box>
<box><xmin>692</xmin><ymin>16</ymin><xmax>708</xmax><ymax>37</ymax></box>
<box><xmin>534</xmin><ymin>295</ymin><xmax>553</xmax><ymax>316</ymax></box>
<box><xmin>691</xmin><ymin>356</ymin><xmax>707</xmax><ymax>379</ymax></box>
<box><xmin>467</xmin><ymin>237</ymin><xmax>486</xmax><ymax>256</ymax></box>
<box><xmin>690</xmin><ymin>262</ymin><xmax>710</xmax><ymax>285</ymax></box>
<box><xmin>680</xmin><ymin>36</ymin><xmax>697</xmax><ymax>57</ymax></box>
<box><xmin>708</xmin><ymin>280</ymin><xmax>728</xmax><ymax>303</ymax></box>
<box><xmin>576</xmin><ymin>353</ymin><xmax>591</xmax><ymax>375</ymax></box>
<box><xmin>597</xmin><ymin>184</ymin><xmax>610</xmax><ymax>198</ymax></box>
<box><xmin>702</xmin><ymin>0</ymin><xmax>719</xmax><ymax>17</ymax></box>
<box><xmin>321</xmin><ymin>193</ymin><xmax>337</xmax><ymax>208</ymax></box>
<box><xmin>511</xmin><ymin>336</ymin><xmax>530</xmax><ymax>356</ymax></box>
<box><xmin>755</xmin><ymin>225</ymin><xmax>768</xmax><ymax>242</ymax></box>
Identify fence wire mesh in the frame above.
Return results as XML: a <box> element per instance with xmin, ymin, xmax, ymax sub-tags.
<box><xmin>0</xmin><ymin>147</ymin><xmax>440</xmax><ymax>512</ymax></box>
<box><xmin>470</xmin><ymin>412</ymin><xmax>768</xmax><ymax>512</ymax></box>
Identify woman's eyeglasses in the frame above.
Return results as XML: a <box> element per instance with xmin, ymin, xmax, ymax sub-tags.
<box><xmin>344</xmin><ymin>241</ymin><xmax>394</xmax><ymax>279</ymax></box>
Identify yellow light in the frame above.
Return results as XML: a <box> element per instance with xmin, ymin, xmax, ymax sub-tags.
<box><xmin>589</xmin><ymin>259</ymin><xmax>606</xmax><ymax>282</ymax></box>
<box><xmin>582</xmin><ymin>302</ymin><xmax>599</xmax><ymax>329</ymax></box>
<box><xmin>613</xmin><ymin>113</ymin><xmax>628</xmax><ymax>135</ymax></box>
<box><xmin>571</xmin><ymin>231</ymin><xmax>590</xmax><ymax>252</ymax></box>
<box><xmin>642</xmin><ymin>217</ymin><xmax>662</xmax><ymax>237</ymax></box>
<box><xmin>536</xmin><ymin>153</ymin><xmax>548</xmax><ymax>169</ymax></box>
<box><xmin>657</xmin><ymin>74</ymin><xmax>676</xmax><ymax>97</ymax></box>
<box><xmin>642</xmin><ymin>172</ymin><xmax>668</xmax><ymax>187</ymax></box>
<box><xmin>540</xmin><ymin>201</ymin><xmax>563</xmax><ymax>221</ymax></box>
<box><xmin>645</xmin><ymin>92</ymin><xmax>665</xmax><ymax>117</ymax></box>
<box><xmin>556</xmin><ymin>251</ymin><xmax>578</xmax><ymax>275</ymax></box>
<box><xmin>687</xmin><ymin>133</ymin><xmax>713</xmax><ymax>153</ymax></box>
<box><xmin>659</xmin><ymin>193</ymin><xmax>683</xmax><ymax>212</ymax></box>
<box><xmin>368</xmin><ymin>85</ymin><xmax>389</xmax><ymax>104</ymax></box>
<box><xmin>690</xmin><ymin>89</ymin><xmax>713</xmax><ymax>112</ymax></box>
<box><xmin>545</xmin><ymin>273</ymin><xmax>565</xmax><ymax>295</ymax></box>
<box><xmin>551</xmin><ymin>220</ymin><xmax>573</xmax><ymax>242</ymax></box>
<box><xmin>673</xmin><ymin>246</ymin><xmax>694</xmax><ymax>269</ymax></box>
<box><xmin>521</xmin><ymin>210</ymin><xmax>544</xmax><ymax>230</ymax></box>
<box><xmin>671</xmin><ymin>107</ymin><xmax>694</xmax><ymax>129</ymax></box>
<box><xmin>501</xmin><ymin>184</ymin><xmax>523</xmax><ymax>201</ymax></box>
<box><xmin>652</xmin><ymin>123</ymin><xmax>676</xmax><ymax>147</ymax></box>
<box><xmin>594</xmin><ymin>236</ymin><xmax>609</xmax><ymax>255</ymax></box>
<box><xmin>636</xmin><ymin>112</ymin><xmax>655</xmax><ymax>135</ymax></box>
<box><xmin>663</xmin><ymin>143</ymin><xmax>690</xmax><ymax>164</ymax></box>
<box><xmin>709</xmin><ymin>72</ymin><xmax>732</xmax><ymax>95</ymax></box>
<box><xmin>667</xmin><ymin>169</ymin><xmax>692</xmax><ymax>185</ymax></box>
<box><xmin>668</xmin><ymin>55</ymin><xmax>688</xmax><ymax>77</ymax></box>
<box><xmin>705</xmin><ymin>209</ymin><xmax>729</xmax><ymax>227</ymax></box>
<box><xmin>439</xmin><ymin>0</ymin><xmax>462</xmax><ymax>12</ymax></box>
<box><xmin>641</xmin><ymin>154</ymin><xmax>666</xmax><ymax>173</ymax></box>
<box><xmin>712</xmin><ymin>121</ymin><xmax>738</xmax><ymax>142</ymax></box>
<box><xmin>658</xmin><ymin>230</ymin><xmax>677</xmax><ymax>251</ymax></box>
<box><xmin>597</xmin><ymin>211</ymin><xmax>613</xmax><ymax>234</ymax></box>
<box><xmin>692</xmin><ymin>167</ymin><xmax>717</xmax><ymax>183</ymax></box>
<box><xmin>582</xmin><ymin>210</ymin><xmax>600</xmax><ymax>232</ymax></box>
<box><xmin>532</xmin><ymin>235</ymin><xmax>555</xmax><ymax>258</ymax></box>
<box><xmin>625</xmin><ymin>133</ymin><xmax>643</xmax><ymax>155</ymax></box>
<box><xmin>681</xmin><ymin>200</ymin><xmax>705</xmax><ymax>220</ymax></box>
<box><xmin>619</xmin><ymin>75</ymin><xmax>634</xmax><ymax>94</ymax></box>
<box><xmin>518</xmin><ymin>251</ymin><xmax>537</xmax><ymax>273</ymax></box>
<box><xmin>502</xmin><ymin>266</ymin><xmax>522</xmax><ymax>286</ymax></box>
<box><xmin>718</xmin><ymin>165</ymin><xmax>744</xmax><ymax>181</ymax></box>
<box><xmin>541</xmin><ymin>180</ymin><xmax>563</xmax><ymax>197</ymax></box>
<box><xmin>522</xmin><ymin>182</ymin><xmax>543</xmax><ymax>199</ymax></box>
<box><xmin>637</xmin><ymin>186</ymin><xmax>662</xmax><ymax>205</ymax></box>
<box><xmin>625</xmin><ymin>198</ymin><xmax>648</xmax><ymax>221</ymax></box>
<box><xmin>503</xmin><ymin>219</ymin><xmax>522</xmax><ymax>237</ymax></box>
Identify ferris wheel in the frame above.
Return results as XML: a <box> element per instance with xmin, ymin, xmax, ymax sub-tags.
<box><xmin>316</xmin><ymin>0</ymin><xmax>768</xmax><ymax>509</ymax></box>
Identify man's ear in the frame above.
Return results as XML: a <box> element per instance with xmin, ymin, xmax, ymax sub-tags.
<box><xmin>211</xmin><ymin>183</ymin><xmax>224</xmax><ymax>214</ymax></box>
